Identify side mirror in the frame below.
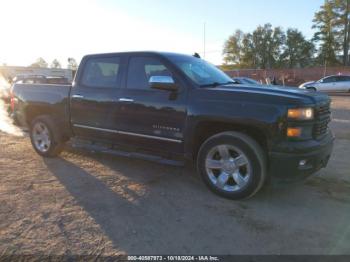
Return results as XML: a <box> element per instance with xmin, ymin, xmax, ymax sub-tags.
<box><xmin>149</xmin><ymin>76</ymin><xmax>178</xmax><ymax>91</ymax></box>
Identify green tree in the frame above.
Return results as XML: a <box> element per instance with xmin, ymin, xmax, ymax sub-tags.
<box><xmin>313</xmin><ymin>0</ymin><xmax>341</xmax><ymax>66</ymax></box>
<box><xmin>67</xmin><ymin>57</ymin><xmax>78</xmax><ymax>70</ymax></box>
<box><xmin>223</xmin><ymin>24</ymin><xmax>286</xmax><ymax>69</ymax></box>
<box><xmin>223</xmin><ymin>30</ymin><xmax>245</xmax><ymax>65</ymax></box>
<box><xmin>240</xmin><ymin>33</ymin><xmax>256</xmax><ymax>68</ymax></box>
<box><xmin>282</xmin><ymin>29</ymin><xmax>315</xmax><ymax>68</ymax></box>
<box><xmin>30</xmin><ymin>57</ymin><xmax>48</xmax><ymax>68</ymax></box>
<box><xmin>332</xmin><ymin>0</ymin><xmax>350</xmax><ymax>65</ymax></box>
<box><xmin>50</xmin><ymin>59</ymin><xmax>62</xmax><ymax>69</ymax></box>
<box><xmin>254</xmin><ymin>24</ymin><xmax>285</xmax><ymax>69</ymax></box>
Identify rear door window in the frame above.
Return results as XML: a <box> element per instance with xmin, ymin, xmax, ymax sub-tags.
<box><xmin>81</xmin><ymin>57</ymin><xmax>121</xmax><ymax>88</ymax></box>
<box><xmin>336</xmin><ymin>76</ymin><xmax>350</xmax><ymax>82</ymax></box>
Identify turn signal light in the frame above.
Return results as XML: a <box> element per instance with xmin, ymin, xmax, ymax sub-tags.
<box><xmin>287</xmin><ymin>127</ymin><xmax>302</xmax><ymax>137</ymax></box>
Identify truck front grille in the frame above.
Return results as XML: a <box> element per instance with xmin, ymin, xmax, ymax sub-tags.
<box><xmin>314</xmin><ymin>102</ymin><xmax>331</xmax><ymax>138</ymax></box>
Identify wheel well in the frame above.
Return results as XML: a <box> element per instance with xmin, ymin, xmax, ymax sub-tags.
<box><xmin>307</xmin><ymin>86</ymin><xmax>316</xmax><ymax>91</ymax></box>
<box><xmin>192</xmin><ymin>121</ymin><xmax>268</xmax><ymax>159</ymax></box>
<box><xmin>25</xmin><ymin>106</ymin><xmax>72</xmax><ymax>141</ymax></box>
<box><xmin>26</xmin><ymin>106</ymin><xmax>53</xmax><ymax>126</ymax></box>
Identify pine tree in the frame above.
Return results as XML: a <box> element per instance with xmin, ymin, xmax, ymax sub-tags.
<box><xmin>332</xmin><ymin>0</ymin><xmax>350</xmax><ymax>65</ymax></box>
<box><xmin>312</xmin><ymin>1</ymin><xmax>341</xmax><ymax>66</ymax></box>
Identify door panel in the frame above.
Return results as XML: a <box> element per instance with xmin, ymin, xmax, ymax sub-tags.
<box><xmin>70</xmin><ymin>55</ymin><xmax>124</xmax><ymax>141</ymax></box>
<box><xmin>114</xmin><ymin>56</ymin><xmax>188</xmax><ymax>155</ymax></box>
<box><xmin>335</xmin><ymin>77</ymin><xmax>350</xmax><ymax>92</ymax></box>
<box><xmin>70</xmin><ymin>86</ymin><xmax>121</xmax><ymax>139</ymax></box>
<box><xmin>341</xmin><ymin>81</ymin><xmax>350</xmax><ymax>91</ymax></box>
<box><xmin>318</xmin><ymin>77</ymin><xmax>336</xmax><ymax>92</ymax></box>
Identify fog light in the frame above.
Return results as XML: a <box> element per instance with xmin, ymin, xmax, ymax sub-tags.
<box><xmin>287</xmin><ymin>127</ymin><xmax>302</xmax><ymax>137</ymax></box>
<box><xmin>299</xmin><ymin>160</ymin><xmax>307</xmax><ymax>167</ymax></box>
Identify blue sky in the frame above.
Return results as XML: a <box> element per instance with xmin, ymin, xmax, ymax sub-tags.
<box><xmin>113</xmin><ymin>0</ymin><xmax>324</xmax><ymax>60</ymax></box>
<box><xmin>0</xmin><ymin>0</ymin><xmax>324</xmax><ymax>66</ymax></box>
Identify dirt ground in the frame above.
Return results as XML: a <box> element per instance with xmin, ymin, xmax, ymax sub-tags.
<box><xmin>0</xmin><ymin>95</ymin><xmax>350</xmax><ymax>256</ymax></box>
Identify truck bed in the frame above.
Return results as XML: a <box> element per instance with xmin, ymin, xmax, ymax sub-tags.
<box><xmin>12</xmin><ymin>83</ymin><xmax>72</xmax><ymax>131</ymax></box>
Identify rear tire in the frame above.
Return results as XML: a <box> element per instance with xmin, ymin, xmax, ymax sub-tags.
<box><xmin>30</xmin><ymin>115</ymin><xmax>64</xmax><ymax>157</ymax></box>
<box><xmin>197</xmin><ymin>131</ymin><xmax>267</xmax><ymax>200</ymax></box>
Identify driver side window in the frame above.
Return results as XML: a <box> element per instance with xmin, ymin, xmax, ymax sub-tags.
<box><xmin>322</xmin><ymin>77</ymin><xmax>335</xmax><ymax>83</ymax></box>
<box><xmin>127</xmin><ymin>57</ymin><xmax>172</xmax><ymax>90</ymax></box>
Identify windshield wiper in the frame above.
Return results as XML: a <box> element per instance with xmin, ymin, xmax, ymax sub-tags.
<box><xmin>200</xmin><ymin>81</ymin><xmax>236</xmax><ymax>88</ymax></box>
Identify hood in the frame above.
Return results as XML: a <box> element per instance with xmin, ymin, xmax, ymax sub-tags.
<box><xmin>299</xmin><ymin>81</ymin><xmax>316</xmax><ymax>88</ymax></box>
<box><xmin>208</xmin><ymin>84</ymin><xmax>330</xmax><ymax>105</ymax></box>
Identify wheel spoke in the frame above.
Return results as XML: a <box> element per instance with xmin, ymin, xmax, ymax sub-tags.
<box><xmin>34</xmin><ymin>126</ymin><xmax>41</xmax><ymax>134</ymax></box>
<box><xmin>33</xmin><ymin>133</ymin><xmax>42</xmax><ymax>141</ymax></box>
<box><xmin>206</xmin><ymin>159</ymin><xmax>223</xmax><ymax>169</ymax></box>
<box><xmin>43</xmin><ymin>139</ymin><xmax>49</xmax><ymax>147</ymax></box>
<box><xmin>39</xmin><ymin>124</ymin><xmax>45</xmax><ymax>132</ymax></box>
<box><xmin>216</xmin><ymin>172</ymin><xmax>230</xmax><ymax>189</ymax></box>
<box><xmin>232</xmin><ymin>171</ymin><xmax>247</xmax><ymax>188</ymax></box>
<box><xmin>218</xmin><ymin>145</ymin><xmax>230</xmax><ymax>160</ymax></box>
<box><xmin>235</xmin><ymin>155</ymin><xmax>248</xmax><ymax>167</ymax></box>
<box><xmin>32</xmin><ymin>122</ymin><xmax>51</xmax><ymax>153</ymax></box>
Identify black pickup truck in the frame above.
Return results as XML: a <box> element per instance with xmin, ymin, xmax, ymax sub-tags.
<box><xmin>11</xmin><ymin>51</ymin><xmax>334</xmax><ymax>199</ymax></box>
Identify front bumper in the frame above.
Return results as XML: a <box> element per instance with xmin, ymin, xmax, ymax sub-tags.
<box><xmin>269</xmin><ymin>131</ymin><xmax>334</xmax><ymax>181</ymax></box>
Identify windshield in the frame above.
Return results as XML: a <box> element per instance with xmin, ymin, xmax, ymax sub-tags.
<box><xmin>167</xmin><ymin>55</ymin><xmax>233</xmax><ymax>87</ymax></box>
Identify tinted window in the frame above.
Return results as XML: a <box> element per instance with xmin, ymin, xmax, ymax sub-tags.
<box><xmin>127</xmin><ymin>57</ymin><xmax>172</xmax><ymax>90</ymax></box>
<box><xmin>322</xmin><ymin>77</ymin><xmax>336</xmax><ymax>83</ymax></box>
<box><xmin>336</xmin><ymin>76</ymin><xmax>350</xmax><ymax>82</ymax></box>
<box><xmin>81</xmin><ymin>57</ymin><xmax>121</xmax><ymax>88</ymax></box>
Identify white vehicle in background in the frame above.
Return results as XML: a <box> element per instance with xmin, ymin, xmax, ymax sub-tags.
<box><xmin>299</xmin><ymin>75</ymin><xmax>350</xmax><ymax>93</ymax></box>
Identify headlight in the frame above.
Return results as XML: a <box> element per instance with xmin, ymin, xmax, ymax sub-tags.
<box><xmin>287</xmin><ymin>108</ymin><xmax>314</xmax><ymax>120</ymax></box>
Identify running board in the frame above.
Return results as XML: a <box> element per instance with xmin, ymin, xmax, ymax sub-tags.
<box><xmin>71</xmin><ymin>139</ymin><xmax>185</xmax><ymax>167</ymax></box>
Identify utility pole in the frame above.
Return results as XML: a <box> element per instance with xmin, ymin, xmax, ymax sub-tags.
<box><xmin>203</xmin><ymin>22</ymin><xmax>206</xmax><ymax>59</ymax></box>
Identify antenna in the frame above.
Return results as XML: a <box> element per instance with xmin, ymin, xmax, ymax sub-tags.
<box><xmin>203</xmin><ymin>22</ymin><xmax>206</xmax><ymax>59</ymax></box>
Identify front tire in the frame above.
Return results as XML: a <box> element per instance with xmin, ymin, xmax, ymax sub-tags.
<box><xmin>30</xmin><ymin>115</ymin><xmax>64</xmax><ymax>157</ymax></box>
<box><xmin>197</xmin><ymin>131</ymin><xmax>267</xmax><ymax>200</ymax></box>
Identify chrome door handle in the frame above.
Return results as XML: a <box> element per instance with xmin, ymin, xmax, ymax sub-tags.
<box><xmin>118</xmin><ymin>98</ymin><xmax>134</xmax><ymax>102</ymax></box>
<box><xmin>72</xmin><ymin>94</ymin><xmax>84</xmax><ymax>99</ymax></box>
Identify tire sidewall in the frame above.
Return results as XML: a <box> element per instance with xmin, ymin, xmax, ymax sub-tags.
<box><xmin>197</xmin><ymin>133</ymin><xmax>265</xmax><ymax>200</ymax></box>
<box><xmin>30</xmin><ymin>116</ymin><xmax>62</xmax><ymax>157</ymax></box>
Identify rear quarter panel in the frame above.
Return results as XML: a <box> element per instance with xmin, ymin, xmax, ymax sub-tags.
<box><xmin>13</xmin><ymin>83</ymin><xmax>72</xmax><ymax>136</ymax></box>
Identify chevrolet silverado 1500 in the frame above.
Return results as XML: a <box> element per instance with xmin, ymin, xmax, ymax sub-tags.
<box><xmin>11</xmin><ymin>52</ymin><xmax>334</xmax><ymax>199</ymax></box>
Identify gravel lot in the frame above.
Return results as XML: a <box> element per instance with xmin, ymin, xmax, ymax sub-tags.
<box><xmin>0</xmin><ymin>95</ymin><xmax>350</xmax><ymax>256</ymax></box>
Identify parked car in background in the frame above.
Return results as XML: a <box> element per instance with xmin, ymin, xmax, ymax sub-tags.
<box><xmin>1</xmin><ymin>75</ymin><xmax>71</xmax><ymax>104</ymax></box>
<box><xmin>299</xmin><ymin>75</ymin><xmax>350</xmax><ymax>92</ymax></box>
<box><xmin>12</xmin><ymin>75</ymin><xmax>47</xmax><ymax>84</ymax></box>
<box><xmin>45</xmin><ymin>76</ymin><xmax>71</xmax><ymax>85</ymax></box>
<box><xmin>13</xmin><ymin>75</ymin><xmax>70</xmax><ymax>85</ymax></box>
<box><xmin>232</xmin><ymin>77</ymin><xmax>262</xmax><ymax>85</ymax></box>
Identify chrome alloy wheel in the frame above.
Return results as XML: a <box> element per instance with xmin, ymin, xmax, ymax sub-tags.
<box><xmin>205</xmin><ymin>144</ymin><xmax>251</xmax><ymax>192</ymax></box>
<box><xmin>32</xmin><ymin>122</ymin><xmax>51</xmax><ymax>153</ymax></box>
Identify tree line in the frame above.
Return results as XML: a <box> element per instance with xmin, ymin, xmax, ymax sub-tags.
<box><xmin>223</xmin><ymin>0</ymin><xmax>350</xmax><ymax>69</ymax></box>
<box><xmin>30</xmin><ymin>57</ymin><xmax>78</xmax><ymax>70</ymax></box>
